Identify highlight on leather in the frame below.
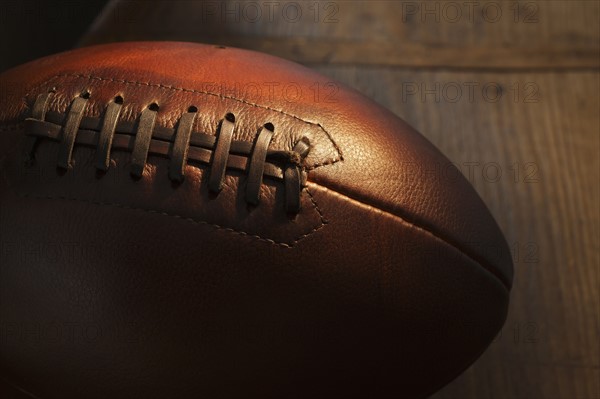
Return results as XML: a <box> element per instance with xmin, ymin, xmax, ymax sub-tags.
<box><xmin>95</xmin><ymin>96</ymin><xmax>124</xmax><ymax>171</ymax></box>
<box><xmin>131</xmin><ymin>103</ymin><xmax>159</xmax><ymax>178</ymax></box>
<box><xmin>24</xmin><ymin>91</ymin><xmax>312</xmax><ymax>213</ymax></box>
<box><xmin>57</xmin><ymin>94</ymin><xmax>89</xmax><ymax>169</ymax></box>
<box><xmin>208</xmin><ymin>114</ymin><xmax>236</xmax><ymax>193</ymax></box>
<box><xmin>169</xmin><ymin>108</ymin><xmax>197</xmax><ymax>183</ymax></box>
<box><xmin>245</xmin><ymin>125</ymin><xmax>274</xmax><ymax>206</ymax></box>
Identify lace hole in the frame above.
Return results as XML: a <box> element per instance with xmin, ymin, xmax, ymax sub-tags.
<box><xmin>264</xmin><ymin>122</ymin><xmax>274</xmax><ymax>132</ymax></box>
<box><xmin>225</xmin><ymin>112</ymin><xmax>235</xmax><ymax>123</ymax></box>
<box><xmin>188</xmin><ymin>105</ymin><xmax>198</xmax><ymax>113</ymax></box>
<box><xmin>148</xmin><ymin>103</ymin><xmax>159</xmax><ymax>112</ymax></box>
<box><xmin>114</xmin><ymin>95</ymin><xmax>124</xmax><ymax>104</ymax></box>
<box><xmin>80</xmin><ymin>91</ymin><xmax>91</xmax><ymax>99</ymax></box>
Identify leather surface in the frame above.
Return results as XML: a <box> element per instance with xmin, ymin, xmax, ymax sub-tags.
<box><xmin>0</xmin><ymin>42</ymin><xmax>513</xmax><ymax>398</ymax></box>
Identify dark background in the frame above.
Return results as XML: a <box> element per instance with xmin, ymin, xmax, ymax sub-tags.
<box><xmin>0</xmin><ymin>0</ymin><xmax>107</xmax><ymax>72</ymax></box>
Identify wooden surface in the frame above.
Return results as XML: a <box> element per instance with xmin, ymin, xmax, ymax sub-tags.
<box><xmin>80</xmin><ymin>1</ymin><xmax>600</xmax><ymax>398</ymax></box>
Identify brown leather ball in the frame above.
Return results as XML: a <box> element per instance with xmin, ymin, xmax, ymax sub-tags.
<box><xmin>0</xmin><ymin>42</ymin><xmax>512</xmax><ymax>399</ymax></box>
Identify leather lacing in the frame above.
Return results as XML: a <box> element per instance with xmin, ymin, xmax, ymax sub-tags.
<box><xmin>23</xmin><ymin>91</ymin><xmax>312</xmax><ymax>213</ymax></box>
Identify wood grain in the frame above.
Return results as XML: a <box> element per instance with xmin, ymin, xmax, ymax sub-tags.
<box><xmin>81</xmin><ymin>0</ymin><xmax>600</xmax><ymax>69</ymax></box>
<box><xmin>79</xmin><ymin>1</ymin><xmax>600</xmax><ymax>397</ymax></box>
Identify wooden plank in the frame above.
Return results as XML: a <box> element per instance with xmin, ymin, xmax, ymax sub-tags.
<box><xmin>147</xmin><ymin>36</ymin><xmax>600</xmax><ymax>70</ymax></box>
<box><xmin>80</xmin><ymin>0</ymin><xmax>600</xmax><ymax>69</ymax></box>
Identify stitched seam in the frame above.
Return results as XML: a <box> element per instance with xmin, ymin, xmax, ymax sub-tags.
<box><xmin>305</xmin><ymin>187</ymin><xmax>329</xmax><ymax>223</ymax></box>
<box><xmin>26</xmin><ymin>96</ymin><xmax>312</xmax><ymax>213</ymax></box>
<box><xmin>27</xmin><ymin>115</ymin><xmax>297</xmax><ymax>179</ymax></box>
<box><xmin>20</xmin><ymin>74</ymin><xmax>344</xmax><ymax>168</ymax></box>
<box><xmin>10</xmin><ymin>187</ymin><xmax>327</xmax><ymax>249</ymax></box>
<box><xmin>13</xmin><ymin>89</ymin><xmax>326</xmax><ymax>243</ymax></box>
<box><xmin>307</xmin><ymin>182</ymin><xmax>510</xmax><ymax>290</ymax></box>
